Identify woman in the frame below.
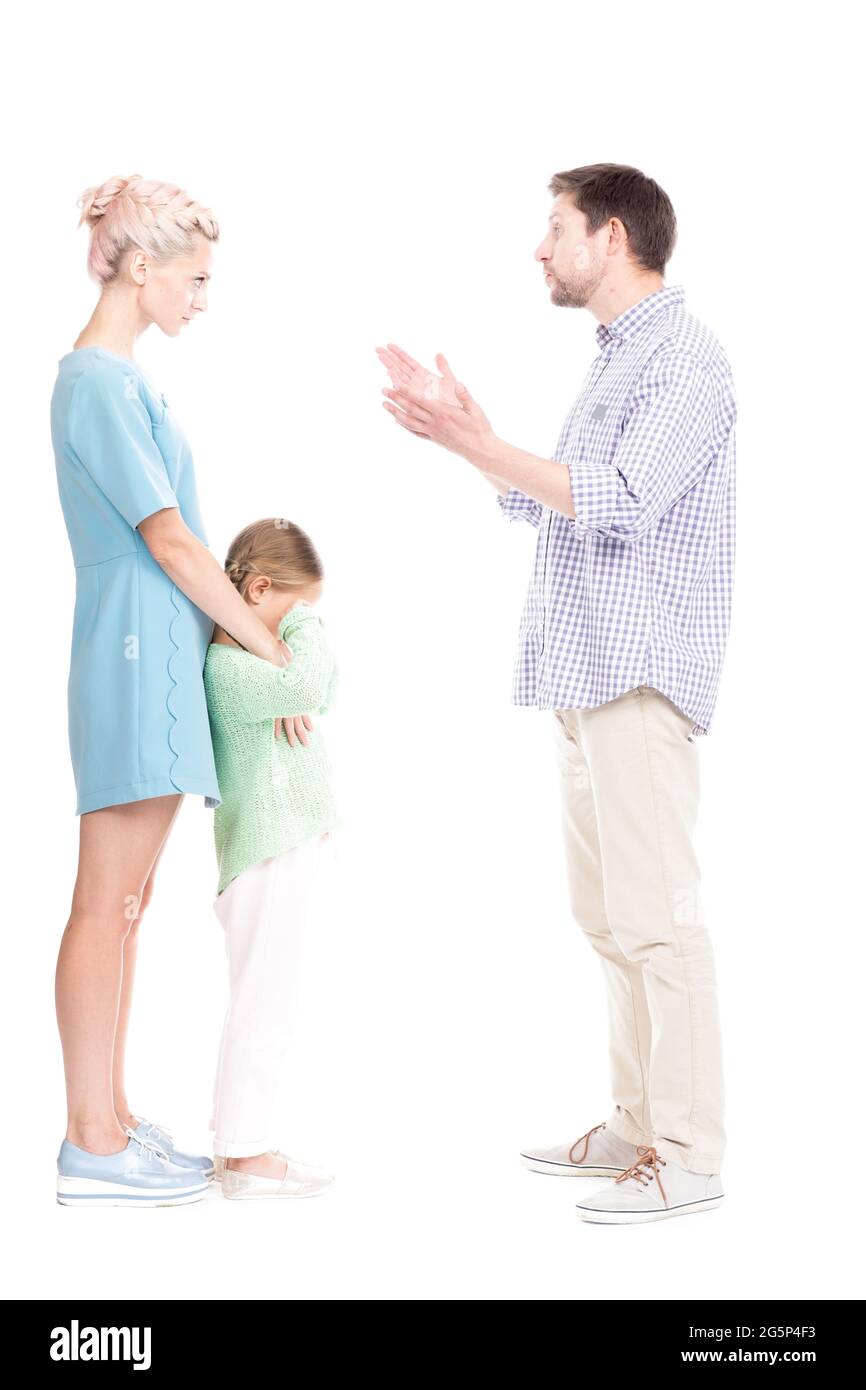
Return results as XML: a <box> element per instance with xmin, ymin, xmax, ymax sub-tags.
<box><xmin>50</xmin><ymin>173</ymin><xmax>311</xmax><ymax>1208</ymax></box>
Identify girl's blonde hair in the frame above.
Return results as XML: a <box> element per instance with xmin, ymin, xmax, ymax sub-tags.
<box><xmin>77</xmin><ymin>173</ymin><xmax>219</xmax><ymax>287</ymax></box>
<box><xmin>224</xmin><ymin>518</ymin><xmax>323</xmax><ymax>599</ymax></box>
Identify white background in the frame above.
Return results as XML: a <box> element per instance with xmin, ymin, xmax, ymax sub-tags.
<box><xmin>2</xmin><ymin>0</ymin><xmax>863</xmax><ymax>1301</ymax></box>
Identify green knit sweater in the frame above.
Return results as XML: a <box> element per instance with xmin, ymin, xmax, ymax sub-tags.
<box><xmin>203</xmin><ymin>603</ymin><xmax>340</xmax><ymax>895</ymax></box>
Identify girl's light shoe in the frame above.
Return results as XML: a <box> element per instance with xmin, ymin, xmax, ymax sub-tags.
<box><xmin>57</xmin><ymin>1126</ymin><xmax>209</xmax><ymax>1207</ymax></box>
<box><xmin>222</xmin><ymin>1150</ymin><xmax>334</xmax><ymax>1200</ymax></box>
<box><xmin>575</xmin><ymin>1145</ymin><xmax>724</xmax><ymax>1224</ymax></box>
<box><xmin>521</xmin><ymin>1121</ymin><xmax>638</xmax><ymax>1177</ymax></box>
<box><xmin>130</xmin><ymin>1117</ymin><xmax>215</xmax><ymax>1181</ymax></box>
<box><xmin>212</xmin><ymin>1154</ymin><xmax>226</xmax><ymax>1181</ymax></box>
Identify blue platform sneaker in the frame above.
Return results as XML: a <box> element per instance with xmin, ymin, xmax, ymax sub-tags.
<box><xmin>130</xmin><ymin>1116</ymin><xmax>215</xmax><ymax>1181</ymax></box>
<box><xmin>57</xmin><ymin>1125</ymin><xmax>210</xmax><ymax>1207</ymax></box>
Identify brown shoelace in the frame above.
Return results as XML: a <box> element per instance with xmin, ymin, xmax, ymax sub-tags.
<box><xmin>568</xmin><ymin>1122</ymin><xmax>607</xmax><ymax>1164</ymax></box>
<box><xmin>615</xmin><ymin>1144</ymin><xmax>669</xmax><ymax>1206</ymax></box>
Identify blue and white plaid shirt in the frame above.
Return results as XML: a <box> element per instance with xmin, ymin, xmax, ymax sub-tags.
<box><xmin>497</xmin><ymin>284</ymin><xmax>736</xmax><ymax>737</ymax></box>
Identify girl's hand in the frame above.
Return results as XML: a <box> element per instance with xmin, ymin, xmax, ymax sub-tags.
<box><xmin>271</xmin><ymin>642</ymin><xmax>315</xmax><ymax>742</ymax></box>
<box><xmin>375</xmin><ymin>344</ymin><xmax>461</xmax><ymax>408</ymax></box>
<box><xmin>275</xmin><ymin>713</ymin><xmax>314</xmax><ymax>746</ymax></box>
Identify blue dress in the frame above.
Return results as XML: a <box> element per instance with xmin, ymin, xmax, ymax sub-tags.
<box><xmin>51</xmin><ymin>346</ymin><xmax>223</xmax><ymax>814</ymax></box>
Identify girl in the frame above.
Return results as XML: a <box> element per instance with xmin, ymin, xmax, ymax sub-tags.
<box><xmin>203</xmin><ymin>518</ymin><xmax>340</xmax><ymax>1200</ymax></box>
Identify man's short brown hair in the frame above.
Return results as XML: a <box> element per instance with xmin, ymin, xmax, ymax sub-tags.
<box><xmin>549</xmin><ymin>163</ymin><xmax>677</xmax><ymax>275</ymax></box>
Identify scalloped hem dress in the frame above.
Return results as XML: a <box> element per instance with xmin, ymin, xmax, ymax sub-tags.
<box><xmin>50</xmin><ymin>347</ymin><xmax>223</xmax><ymax>816</ymax></box>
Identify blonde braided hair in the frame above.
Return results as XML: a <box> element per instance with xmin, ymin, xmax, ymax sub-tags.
<box><xmin>224</xmin><ymin>554</ymin><xmax>267</xmax><ymax>592</ymax></box>
<box><xmin>76</xmin><ymin>173</ymin><xmax>219</xmax><ymax>287</ymax></box>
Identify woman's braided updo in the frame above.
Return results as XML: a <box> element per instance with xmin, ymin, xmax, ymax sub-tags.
<box><xmin>76</xmin><ymin>173</ymin><xmax>219</xmax><ymax>287</ymax></box>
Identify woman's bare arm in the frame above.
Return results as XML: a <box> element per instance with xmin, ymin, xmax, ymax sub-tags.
<box><xmin>137</xmin><ymin>507</ymin><xmax>287</xmax><ymax>666</ymax></box>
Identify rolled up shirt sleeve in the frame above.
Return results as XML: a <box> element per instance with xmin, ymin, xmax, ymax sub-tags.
<box><xmin>565</xmin><ymin>350</ymin><xmax>717</xmax><ymax>543</ymax></box>
<box><xmin>496</xmin><ymin>486</ymin><xmax>543</xmax><ymax>528</ymax></box>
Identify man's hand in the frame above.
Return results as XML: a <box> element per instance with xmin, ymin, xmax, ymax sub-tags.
<box><xmin>375</xmin><ymin>344</ymin><xmax>498</xmax><ymax>466</ymax></box>
<box><xmin>376</xmin><ymin>341</ymin><xmax>575</xmax><ymax>515</ymax></box>
<box><xmin>376</xmin><ymin>343</ymin><xmax>462</xmax><ymax>408</ymax></box>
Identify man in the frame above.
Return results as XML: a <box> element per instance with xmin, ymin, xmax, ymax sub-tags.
<box><xmin>376</xmin><ymin>162</ymin><xmax>736</xmax><ymax>1226</ymax></box>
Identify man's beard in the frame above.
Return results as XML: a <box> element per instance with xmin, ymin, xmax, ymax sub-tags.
<box><xmin>549</xmin><ymin>267</ymin><xmax>602</xmax><ymax>308</ymax></box>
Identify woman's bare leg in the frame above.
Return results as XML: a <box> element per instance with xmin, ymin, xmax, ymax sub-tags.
<box><xmin>56</xmin><ymin>794</ymin><xmax>184</xmax><ymax>1153</ymax></box>
<box><xmin>111</xmin><ymin>798</ymin><xmax>183</xmax><ymax>1130</ymax></box>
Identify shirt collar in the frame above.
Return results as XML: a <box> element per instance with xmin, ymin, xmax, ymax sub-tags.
<box><xmin>595</xmin><ymin>283</ymin><xmax>686</xmax><ymax>348</ymax></box>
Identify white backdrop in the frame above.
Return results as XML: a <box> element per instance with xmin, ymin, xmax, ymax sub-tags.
<box><xmin>2</xmin><ymin>0</ymin><xmax>863</xmax><ymax>1301</ymax></box>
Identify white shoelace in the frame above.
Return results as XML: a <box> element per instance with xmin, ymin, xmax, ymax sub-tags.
<box><xmin>122</xmin><ymin>1123</ymin><xmax>171</xmax><ymax>1162</ymax></box>
<box><xmin>133</xmin><ymin>1117</ymin><xmax>174</xmax><ymax>1144</ymax></box>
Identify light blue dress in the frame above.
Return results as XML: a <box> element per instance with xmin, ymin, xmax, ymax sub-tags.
<box><xmin>50</xmin><ymin>346</ymin><xmax>222</xmax><ymax>814</ymax></box>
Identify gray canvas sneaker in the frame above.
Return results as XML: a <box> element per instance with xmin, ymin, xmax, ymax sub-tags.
<box><xmin>520</xmin><ymin>1121</ymin><xmax>640</xmax><ymax>1177</ymax></box>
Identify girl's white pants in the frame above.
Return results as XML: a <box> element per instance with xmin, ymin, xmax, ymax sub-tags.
<box><xmin>208</xmin><ymin>831</ymin><xmax>333</xmax><ymax>1158</ymax></box>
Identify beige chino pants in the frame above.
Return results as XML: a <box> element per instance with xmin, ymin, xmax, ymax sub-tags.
<box><xmin>553</xmin><ymin>684</ymin><xmax>726</xmax><ymax>1175</ymax></box>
